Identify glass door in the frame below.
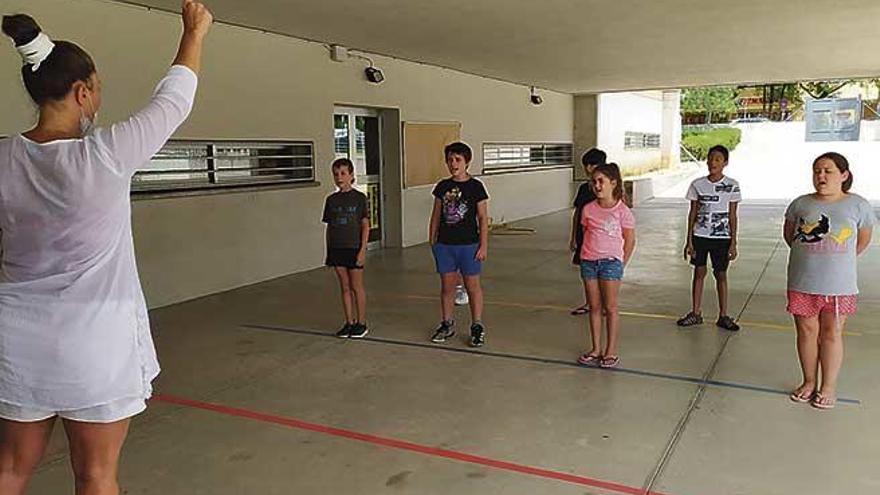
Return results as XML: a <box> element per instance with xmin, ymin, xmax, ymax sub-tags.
<box><xmin>334</xmin><ymin>107</ymin><xmax>383</xmax><ymax>248</ymax></box>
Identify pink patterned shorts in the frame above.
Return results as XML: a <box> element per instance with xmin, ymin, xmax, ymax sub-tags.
<box><xmin>786</xmin><ymin>290</ymin><xmax>858</xmax><ymax>317</ymax></box>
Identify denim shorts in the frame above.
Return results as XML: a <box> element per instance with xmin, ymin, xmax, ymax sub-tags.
<box><xmin>432</xmin><ymin>243</ymin><xmax>482</xmax><ymax>276</ymax></box>
<box><xmin>580</xmin><ymin>258</ymin><xmax>624</xmax><ymax>281</ymax></box>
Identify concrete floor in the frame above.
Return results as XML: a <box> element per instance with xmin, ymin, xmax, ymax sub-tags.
<box><xmin>27</xmin><ymin>201</ymin><xmax>880</xmax><ymax>495</ymax></box>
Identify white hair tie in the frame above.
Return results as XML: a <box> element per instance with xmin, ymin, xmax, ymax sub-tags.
<box><xmin>15</xmin><ymin>32</ymin><xmax>55</xmax><ymax>72</ymax></box>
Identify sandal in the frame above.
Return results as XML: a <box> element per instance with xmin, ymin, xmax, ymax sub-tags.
<box><xmin>570</xmin><ymin>304</ymin><xmax>590</xmax><ymax>316</ymax></box>
<box><xmin>599</xmin><ymin>355</ymin><xmax>620</xmax><ymax>369</ymax></box>
<box><xmin>577</xmin><ymin>353</ymin><xmax>601</xmax><ymax>366</ymax></box>
<box><xmin>789</xmin><ymin>388</ymin><xmax>815</xmax><ymax>403</ymax></box>
<box><xmin>811</xmin><ymin>393</ymin><xmax>836</xmax><ymax>410</ymax></box>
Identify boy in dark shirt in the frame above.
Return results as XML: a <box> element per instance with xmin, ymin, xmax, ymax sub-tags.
<box><xmin>322</xmin><ymin>158</ymin><xmax>370</xmax><ymax>338</ymax></box>
<box><xmin>428</xmin><ymin>142</ymin><xmax>490</xmax><ymax>347</ymax></box>
<box><xmin>569</xmin><ymin>148</ymin><xmax>607</xmax><ymax>315</ymax></box>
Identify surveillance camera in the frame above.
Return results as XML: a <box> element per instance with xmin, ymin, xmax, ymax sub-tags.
<box><xmin>365</xmin><ymin>66</ymin><xmax>385</xmax><ymax>84</ymax></box>
<box><xmin>529</xmin><ymin>86</ymin><xmax>542</xmax><ymax>105</ymax></box>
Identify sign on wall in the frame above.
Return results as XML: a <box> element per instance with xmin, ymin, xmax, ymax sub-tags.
<box><xmin>402</xmin><ymin>122</ymin><xmax>461</xmax><ymax>188</ymax></box>
<box><xmin>805</xmin><ymin>97</ymin><xmax>862</xmax><ymax>142</ymax></box>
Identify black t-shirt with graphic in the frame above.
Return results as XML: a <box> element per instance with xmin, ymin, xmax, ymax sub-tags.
<box><xmin>432</xmin><ymin>177</ymin><xmax>489</xmax><ymax>245</ymax></box>
<box><xmin>573</xmin><ymin>182</ymin><xmax>596</xmax><ymax>246</ymax></box>
<box><xmin>322</xmin><ymin>189</ymin><xmax>369</xmax><ymax>249</ymax></box>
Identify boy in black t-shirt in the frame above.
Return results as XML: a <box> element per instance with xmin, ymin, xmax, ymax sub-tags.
<box><xmin>428</xmin><ymin>142</ymin><xmax>490</xmax><ymax>347</ymax></box>
<box><xmin>569</xmin><ymin>148</ymin><xmax>606</xmax><ymax>316</ymax></box>
<box><xmin>322</xmin><ymin>158</ymin><xmax>370</xmax><ymax>338</ymax></box>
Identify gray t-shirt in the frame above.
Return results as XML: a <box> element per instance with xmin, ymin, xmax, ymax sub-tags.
<box><xmin>322</xmin><ymin>189</ymin><xmax>369</xmax><ymax>249</ymax></box>
<box><xmin>785</xmin><ymin>193</ymin><xmax>875</xmax><ymax>295</ymax></box>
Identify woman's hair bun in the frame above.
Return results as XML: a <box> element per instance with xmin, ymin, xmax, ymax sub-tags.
<box><xmin>2</xmin><ymin>14</ymin><xmax>42</xmax><ymax>47</ymax></box>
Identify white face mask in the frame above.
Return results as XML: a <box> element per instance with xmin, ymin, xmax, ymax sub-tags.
<box><xmin>79</xmin><ymin>92</ymin><xmax>97</xmax><ymax>136</ymax></box>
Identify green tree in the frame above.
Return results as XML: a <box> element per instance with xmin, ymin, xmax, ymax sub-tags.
<box><xmin>800</xmin><ymin>80</ymin><xmax>851</xmax><ymax>99</ymax></box>
<box><xmin>681</xmin><ymin>86</ymin><xmax>737</xmax><ymax>124</ymax></box>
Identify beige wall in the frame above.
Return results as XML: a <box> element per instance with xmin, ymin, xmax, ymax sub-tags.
<box><xmin>597</xmin><ymin>91</ymin><xmax>664</xmax><ymax>174</ymax></box>
<box><xmin>1</xmin><ymin>0</ymin><xmax>574</xmax><ymax>308</ymax></box>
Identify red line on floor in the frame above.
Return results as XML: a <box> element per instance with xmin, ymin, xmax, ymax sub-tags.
<box><xmin>153</xmin><ymin>394</ymin><xmax>668</xmax><ymax>495</ymax></box>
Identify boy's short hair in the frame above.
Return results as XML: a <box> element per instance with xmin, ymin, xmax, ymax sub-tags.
<box><xmin>708</xmin><ymin>145</ymin><xmax>729</xmax><ymax>162</ymax></box>
<box><xmin>444</xmin><ymin>142</ymin><xmax>472</xmax><ymax>164</ymax></box>
<box><xmin>331</xmin><ymin>157</ymin><xmax>355</xmax><ymax>174</ymax></box>
<box><xmin>581</xmin><ymin>148</ymin><xmax>607</xmax><ymax>167</ymax></box>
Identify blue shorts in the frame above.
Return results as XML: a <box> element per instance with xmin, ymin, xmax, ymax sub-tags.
<box><xmin>432</xmin><ymin>243</ymin><xmax>482</xmax><ymax>276</ymax></box>
<box><xmin>580</xmin><ymin>258</ymin><xmax>624</xmax><ymax>281</ymax></box>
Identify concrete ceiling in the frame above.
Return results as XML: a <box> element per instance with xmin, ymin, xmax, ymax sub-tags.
<box><xmin>117</xmin><ymin>0</ymin><xmax>880</xmax><ymax>94</ymax></box>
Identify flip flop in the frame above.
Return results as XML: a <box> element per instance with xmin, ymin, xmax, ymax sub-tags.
<box><xmin>599</xmin><ymin>356</ymin><xmax>620</xmax><ymax>369</ymax></box>
<box><xmin>570</xmin><ymin>304</ymin><xmax>590</xmax><ymax>316</ymax></box>
<box><xmin>576</xmin><ymin>353</ymin><xmax>601</xmax><ymax>366</ymax></box>
<box><xmin>811</xmin><ymin>393</ymin><xmax>836</xmax><ymax>410</ymax></box>
<box><xmin>789</xmin><ymin>389</ymin><xmax>815</xmax><ymax>403</ymax></box>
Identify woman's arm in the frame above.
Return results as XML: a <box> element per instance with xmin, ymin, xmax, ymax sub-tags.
<box><xmin>172</xmin><ymin>0</ymin><xmax>213</xmax><ymax>75</ymax></box>
<box><xmin>96</xmin><ymin>0</ymin><xmax>212</xmax><ymax>176</ymax></box>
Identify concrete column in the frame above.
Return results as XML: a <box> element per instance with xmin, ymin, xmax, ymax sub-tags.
<box><xmin>573</xmin><ymin>94</ymin><xmax>599</xmax><ymax>181</ymax></box>
<box><xmin>661</xmin><ymin>89</ymin><xmax>682</xmax><ymax>168</ymax></box>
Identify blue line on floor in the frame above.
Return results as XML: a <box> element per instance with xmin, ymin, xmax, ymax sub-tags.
<box><xmin>240</xmin><ymin>323</ymin><xmax>861</xmax><ymax>406</ymax></box>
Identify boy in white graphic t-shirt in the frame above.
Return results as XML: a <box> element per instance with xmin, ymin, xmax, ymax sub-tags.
<box><xmin>678</xmin><ymin>145</ymin><xmax>742</xmax><ymax>331</ymax></box>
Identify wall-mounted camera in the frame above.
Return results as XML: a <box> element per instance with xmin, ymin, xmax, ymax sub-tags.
<box><xmin>365</xmin><ymin>66</ymin><xmax>385</xmax><ymax>84</ymax></box>
<box><xmin>329</xmin><ymin>44</ymin><xmax>386</xmax><ymax>85</ymax></box>
<box><xmin>530</xmin><ymin>86</ymin><xmax>543</xmax><ymax>106</ymax></box>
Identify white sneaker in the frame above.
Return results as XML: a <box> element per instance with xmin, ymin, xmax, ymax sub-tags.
<box><xmin>454</xmin><ymin>285</ymin><xmax>469</xmax><ymax>306</ymax></box>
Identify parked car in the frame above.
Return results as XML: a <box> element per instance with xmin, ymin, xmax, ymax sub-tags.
<box><xmin>730</xmin><ymin>116</ymin><xmax>769</xmax><ymax>124</ymax></box>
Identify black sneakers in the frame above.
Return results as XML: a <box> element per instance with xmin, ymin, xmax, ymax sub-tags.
<box><xmin>348</xmin><ymin>322</ymin><xmax>369</xmax><ymax>338</ymax></box>
<box><xmin>335</xmin><ymin>323</ymin><xmax>353</xmax><ymax>338</ymax></box>
<box><xmin>716</xmin><ymin>316</ymin><xmax>740</xmax><ymax>331</ymax></box>
<box><xmin>469</xmin><ymin>323</ymin><xmax>485</xmax><ymax>347</ymax></box>
<box><xmin>431</xmin><ymin>320</ymin><xmax>455</xmax><ymax>343</ymax></box>
<box><xmin>336</xmin><ymin>322</ymin><xmax>368</xmax><ymax>338</ymax></box>
<box><xmin>676</xmin><ymin>312</ymin><xmax>703</xmax><ymax>327</ymax></box>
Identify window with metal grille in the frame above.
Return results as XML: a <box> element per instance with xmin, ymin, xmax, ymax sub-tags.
<box><xmin>482</xmin><ymin>143</ymin><xmax>573</xmax><ymax>174</ymax></box>
<box><xmin>624</xmin><ymin>132</ymin><xmax>661</xmax><ymax>149</ymax></box>
<box><xmin>133</xmin><ymin>140</ymin><xmax>315</xmax><ymax>193</ymax></box>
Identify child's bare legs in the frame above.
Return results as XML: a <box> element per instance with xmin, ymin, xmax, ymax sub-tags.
<box><xmin>439</xmin><ymin>273</ymin><xmax>458</xmax><ymax>322</ymax></box>
<box><xmin>348</xmin><ymin>268</ymin><xmax>366</xmax><ymax>324</ymax></box>
<box><xmin>585</xmin><ymin>279</ymin><xmax>602</xmax><ymax>355</ymax></box>
<box><xmin>599</xmin><ymin>280</ymin><xmax>622</xmax><ymax>357</ymax></box>
<box><xmin>793</xmin><ymin>315</ymin><xmax>820</xmax><ymax>397</ymax></box>
<box><xmin>581</xmin><ymin>279</ymin><xmax>590</xmax><ymax>309</ymax></box>
<box><xmin>817</xmin><ymin>312</ymin><xmax>846</xmax><ymax>400</ymax></box>
<box><xmin>714</xmin><ymin>270</ymin><xmax>729</xmax><ymax>317</ymax></box>
<box><xmin>333</xmin><ymin>267</ymin><xmax>354</xmax><ymax>324</ymax></box>
<box><xmin>691</xmin><ymin>266</ymin><xmax>707</xmax><ymax>315</ymax></box>
<box><xmin>462</xmin><ymin>274</ymin><xmax>483</xmax><ymax>323</ymax></box>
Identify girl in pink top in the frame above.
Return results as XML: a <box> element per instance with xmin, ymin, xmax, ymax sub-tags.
<box><xmin>576</xmin><ymin>163</ymin><xmax>637</xmax><ymax>369</ymax></box>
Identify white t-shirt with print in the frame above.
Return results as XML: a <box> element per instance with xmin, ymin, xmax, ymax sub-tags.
<box><xmin>686</xmin><ymin>176</ymin><xmax>742</xmax><ymax>239</ymax></box>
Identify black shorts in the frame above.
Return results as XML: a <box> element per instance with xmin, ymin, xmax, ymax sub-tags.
<box><xmin>326</xmin><ymin>248</ymin><xmax>363</xmax><ymax>269</ymax></box>
<box><xmin>690</xmin><ymin>236</ymin><xmax>731</xmax><ymax>272</ymax></box>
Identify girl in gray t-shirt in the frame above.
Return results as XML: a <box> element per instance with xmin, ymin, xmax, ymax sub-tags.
<box><xmin>783</xmin><ymin>152</ymin><xmax>875</xmax><ymax>410</ymax></box>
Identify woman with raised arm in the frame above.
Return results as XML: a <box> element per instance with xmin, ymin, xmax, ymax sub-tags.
<box><xmin>0</xmin><ymin>1</ymin><xmax>212</xmax><ymax>493</ymax></box>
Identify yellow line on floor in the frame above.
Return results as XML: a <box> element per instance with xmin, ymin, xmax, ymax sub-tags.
<box><xmin>395</xmin><ymin>294</ymin><xmax>863</xmax><ymax>337</ymax></box>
